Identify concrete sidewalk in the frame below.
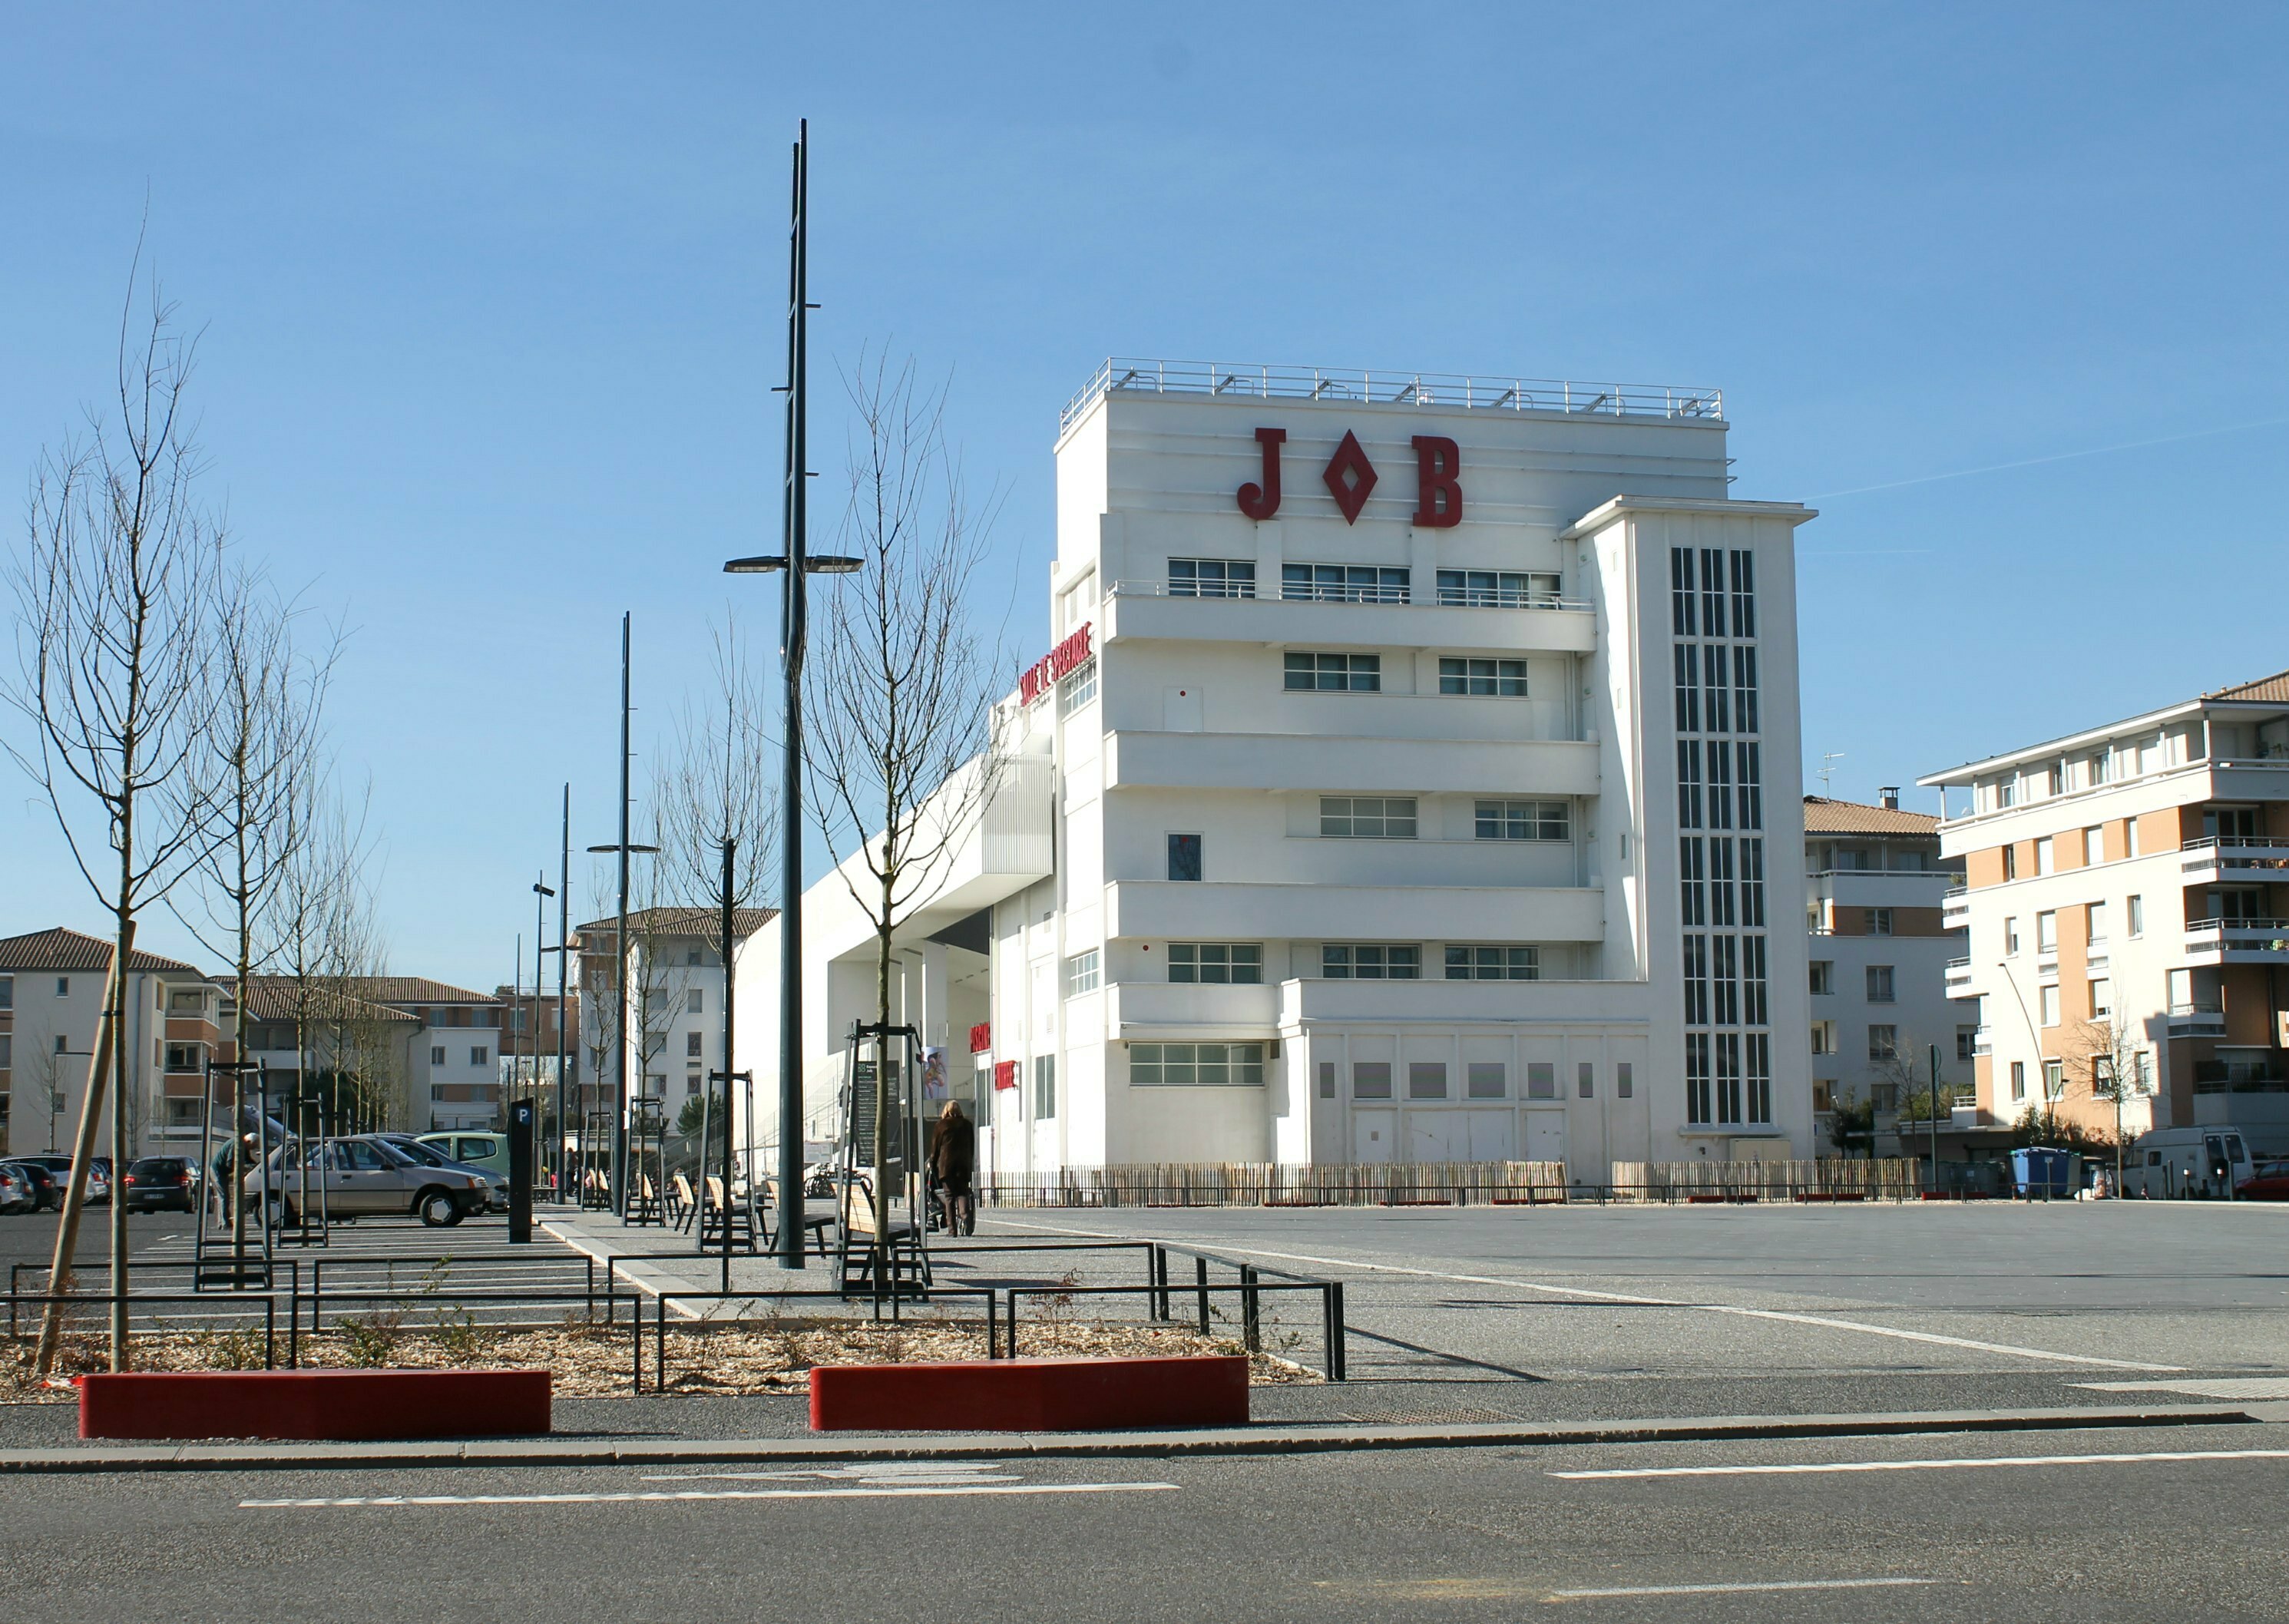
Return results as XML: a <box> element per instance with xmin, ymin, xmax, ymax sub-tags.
<box><xmin>0</xmin><ymin>1402</ymin><xmax>2261</xmax><ymax>1474</ymax></box>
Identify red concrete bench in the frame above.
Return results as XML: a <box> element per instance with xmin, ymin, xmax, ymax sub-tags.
<box><xmin>811</xmin><ymin>1354</ymin><xmax>1247</xmax><ymax>1432</ymax></box>
<box><xmin>79</xmin><ymin>1368</ymin><xmax>551</xmax><ymax>1440</ymax></box>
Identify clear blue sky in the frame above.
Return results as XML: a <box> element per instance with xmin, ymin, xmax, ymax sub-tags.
<box><xmin>4</xmin><ymin>3</ymin><xmax>2284</xmax><ymax>988</ymax></box>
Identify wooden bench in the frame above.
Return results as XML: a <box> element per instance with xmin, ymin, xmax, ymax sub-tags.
<box><xmin>668</xmin><ymin>1173</ymin><xmax>697</xmax><ymax>1232</ymax></box>
<box><xmin>700</xmin><ymin>1175</ymin><xmax>757</xmax><ymax>1252</ymax></box>
<box><xmin>766</xmin><ymin>1177</ymin><xmax>835</xmax><ymax>1258</ymax></box>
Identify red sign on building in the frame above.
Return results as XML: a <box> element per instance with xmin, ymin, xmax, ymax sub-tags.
<box><xmin>992</xmin><ymin>1060</ymin><xmax>1020</xmax><ymax>1091</ymax></box>
<box><xmin>968</xmin><ymin>1021</ymin><xmax>991</xmax><ymax>1054</ymax></box>
<box><xmin>1018</xmin><ymin>623</ymin><xmax>1093</xmax><ymax>706</ymax></box>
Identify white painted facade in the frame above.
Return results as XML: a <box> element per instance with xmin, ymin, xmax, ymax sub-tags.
<box><xmin>753</xmin><ymin>362</ymin><xmax>1820</xmax><ymax>1182</ymax></box>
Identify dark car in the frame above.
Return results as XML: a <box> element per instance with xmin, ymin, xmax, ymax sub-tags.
<box><xmin>17</xmin><ymin>1153</ymin><xmax>111</xmax><ymax>1206</ymax></box>
<box><xmin>121</xmin><ymin>1156</ymin><xmax>200</xmax><ymax>1212</ymax></box>
<box><xmin>0</xmin><ymin>1160</ymin><xmax>61</xmax><ymax>1212</ymax></box>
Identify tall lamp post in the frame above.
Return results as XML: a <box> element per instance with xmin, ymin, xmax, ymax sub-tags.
<box><xmin>587</xmin><ymin>611</ymin><xmax>659</xmax><ymax>1214</ymax></box>
<box><xmin>726</xmin><ymin>117</ymin><xmax>859</xmax><ymax>1269</ymax></box>
<box><xmin>538</xmin><ymin>785</ymin><xmax>572</xmax><ymax>1197</ymax></box>
<box><xmin>531</xmin><ymin>875</ymin><xmax>554</xmax><ymax>1179</ymax></box>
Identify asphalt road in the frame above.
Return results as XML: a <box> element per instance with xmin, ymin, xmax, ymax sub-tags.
<box><xmin>5</xmin><ymin>1421</ymin><xmax>2286</xmax><ymax>1621</ymax></box>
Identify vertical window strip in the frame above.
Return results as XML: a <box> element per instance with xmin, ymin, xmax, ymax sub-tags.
<box><xmin>1674</xmin><ymin>643</ymin><xmax>1699</xmax><ymax>733</ymax></box>
<box><xmin>1682</xmin><ymin>933</ymin><xmax>1708</xmax><ymax>1025</ymax></box>
<box><xmin>1744</xmin><ymin>934</ymin><xmax>1768</xmax><ymax>1026</ymax></box>
<box><xmin>1679</xmin><ymin>835</ymin><xmax>1705</xmax><ymax>927</ymax></box>
<box><xmin>1747</xmin><ymin>1032</ymin><xmax>1771</xmax><ymax>1123</ymax></box>
<box><xmin>1702</xmin><ymin>644</ymin><xmax>1728</xmax><ymax>733</ymax></box>
<box><xmin>1732</xmin><ymin>644</ymin><xmax>1759</xmax><ymax>734</ymax></box>
<box><xmin>1708</xmin><ymin>739</ymin><xmax>1734</xmax><ymax>830</ymax></box>
<box><xmin>1740</xmin><ymin>837</ymin><xmax>1765</xmax><ymax>927</ymax></box>
<box><xmin>1709</xmin><ymin>836</ymin><xmax>1735</xmax><ymax>927</ymax></box>
<box><xmin>1670</xmin><ymin>547</ymin><xmax>1695</xmax><ymax>637</ymax></box>
<box><xmin>1677</xmin><ymin>740</ymin><xmax>1702</xmax><ymax>829</ymax></box>
<box><xmin>1729</xmin><ymin>549</ymin><xmax>1757</xmax><ymax>639</ymax></box>
<box><xmin>1738</xmin><ymin>742</ymin><xmax>1763</xmax><ymax>830</ymax></box>
<box><xmin>1700</xmin><ymin>547</ymin><xmax>1726</xmax><ymax>637</ymax></box>
<box><xmin>1717</xmin><ymin>1033</ymin><xmax>1742</xmax><ymax>1124</ymax></box>
<box><xmin>1686</xmin><ymin>1033</ymin><xmax>1712</xmax><ymax>1124</ymax></box>
<box><xmin>1713</xmin><ymin>934</ymin><xmax>1739</xmax><ymax>1025</ymax></box>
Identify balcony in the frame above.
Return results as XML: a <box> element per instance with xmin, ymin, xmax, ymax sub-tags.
<box><xmin>2166</xmin><ymin>1003</ymin><xmax>2229</xmax><ymax>1040</ymax></box>
<box><xmin>1973</xmin><ymin>1025</ymin><xmax>1993</xmax><ymax>1056</ymax></box>
<box><xmin>2183</xmin><ymin>918</ymin><xmax>2289</xmax><ymax>967</ymax></box>
<box><xmin>1105</xmin><ymin>879</ymin><xmax>1605</xmax><ymax>944</ymax></box>
<box><xmin>1944</xmin><ymin>958</ymin><xmax>1975</xmax><ymax>996</ymax></box>
<box><xmin>1105</xmin><ymin>730</ymin><xmax>1598</xmax><ymax>795</ymax></box>
<box><xmin>1943</xmin><ymin>885</ymin><xmax>1970</xmax><ymax>929</ymax></box>
<box><xmin>1102</xmin><ymin>584</ymin><xmax>1598</xmax><ymax>656</ymax></box>
<box><xmin>2181</xmin><ymin>837</ymin><xmax>2289</xmax><ymax>888</ymax></box>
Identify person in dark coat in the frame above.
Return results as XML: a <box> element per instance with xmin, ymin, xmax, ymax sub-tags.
<box><xmin>928</xmin><ymin>1100</ymin><xmax>976</xmax><ymax>1237</ymax></box>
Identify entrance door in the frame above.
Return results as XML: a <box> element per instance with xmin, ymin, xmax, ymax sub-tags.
<box><xmin>1464</xmin><ymin>1110</ymin><xmax>1516</xmax><ymax>1161</ymax></box>
<box><xmin>1409</xmin><ymin>1111</ymin><xmax>1466</xmax><ymax>1163</ymax></box>
<box><xmin>1353</xmin><ymin>1110</ymin><xmax>1395</xmax><ymax>1163</ymax></box>
<box><xmin>1164</xmin><ymin>686</ymin><xmax>1202</xmax><ymax>731</ymax></box>
<box><xmin>1523</xmin><ymin>1110</ymin><xmax>1566</xmax><ymax>1166</ymax></box>
<box><xmin>2205</xmin><ymin>805</ymin><xmax>2261</xmax><ymax>843</ymax></box>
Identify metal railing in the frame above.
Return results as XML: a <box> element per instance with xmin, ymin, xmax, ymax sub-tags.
<box><xmin>1108</xmin><ymin>579</ymin><xmax>1595</xmax><ymax>612</ymax></box>
<box><xmin>1063</xmin><ymin>359</ymin><xmax>1722</xmax><ymax>434</ymax></box>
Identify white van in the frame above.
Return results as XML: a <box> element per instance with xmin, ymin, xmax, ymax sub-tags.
<box><xmin>2125</xmin><ymin>1126</ymin><xmax>2254</xmax><ymax>1199</ymax></box>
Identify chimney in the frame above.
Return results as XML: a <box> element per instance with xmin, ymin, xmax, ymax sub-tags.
<box><xmin>1879</xmin><ymin>786</ymin><xmax>1900</xmax><ymax>811</ymax></box>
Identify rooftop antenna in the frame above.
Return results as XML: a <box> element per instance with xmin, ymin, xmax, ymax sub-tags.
<box><xmin>1818</xmin><ymin>752</ymin><xmax>1845</xmax><ymax>795</ymax></box>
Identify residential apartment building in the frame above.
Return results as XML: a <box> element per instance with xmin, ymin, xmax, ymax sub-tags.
<box><xmin>1919</xmin><ymin>670</ymin><xmax>2289</xmax><ymax>1150</ymax></box>
<box><xmin>0</xmin><ymin>928</ymin><xmax>222</xmax><ymax>1156</ymax></box>
<box><xmin>577</xmin><ymin>906</ymin><xmax>774</xmax><ymax>1132</ymax></box>
<box><xmin>498</xmin><ymin>980</ymin><xmax>581</xmax><ymax>1130</ymax></box>
<box><xmin>1802</xmin><ymin>792</ymin><xmax>1968</xmax><ymax>1130</ymax></box>
<box><xmin>747</xmin><ymin>359</ymin><xmax>1820</xmax><ymax>1183</ymax></box>
<box><xmin>232</xmin><ymin>977</ymin><xmax>422</xmax><ymax>1129</ymax></box>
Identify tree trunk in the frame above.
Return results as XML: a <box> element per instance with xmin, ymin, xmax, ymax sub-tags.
<box><xmin>872</xmin><ymin>884</ymin><xmax>893</xmax><ymax>1268</ymax></box>
<box><xmin>33</xmin><ymin>930</ymin><xmax>131</xmax><ymax>1377</ymax></box>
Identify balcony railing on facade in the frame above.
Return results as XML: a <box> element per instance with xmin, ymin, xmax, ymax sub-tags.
<box><xmin>2181</xmin><ymin>837</ymin><xmax>2289</xmax><ymax>885</ymax></box>
<box><xmin>2185</xmin><ymin>918</ymin><xmax>2289</xmax><ymax>963</ymax></box>
<box><xmin>1108</xmin><ymin>580</ymin><xmax>1596</xmax><ymax>614</ymax></box>
<box><xmin>1942</xmin><ymin>885</ymin><xmax>1971</xmax><ymax>928</ymax></box>
<box><xmin>2166</xmin><ymin>1002</ymin><xmax>2229</xmax><ymax>1040</ymax></box>
<box><xmin>1063</xmin><ymin>359</ymin><xmax>1724</xmax><ymax>435</ymax></box>
<box><xmin>1937</xmin><ymin>752</ymin><xmax>2289</xmax><ymax>829</ymax></box>
<box><xmin>1943</xmin><ymin>957</ymin><xmax>1974</xmax><ymax>996</ymax></box>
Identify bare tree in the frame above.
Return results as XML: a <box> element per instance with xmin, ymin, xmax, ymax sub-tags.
<box><xmin>2071</xmin><ymin>1009</ymin><xmax>2151</xmax><ymax>1192</ymax></box>
<box><xmin>171</xmin><ymin>565</ymin><xmax>336</xmax><ymax>1259</ymax></box>
<box><xmin>271</xmin><ymin>783</ymin><xmax>382</xmax><ymax>1128</ymax></box>
<box><xmin>805</xmin><ymin>356</ymin><xmax>1008</xmax><ymax>1249</ymax></box>
<box><xmin>8</xmin><ymin>264</ymin><xmax>224</xmax><ymax>1371</ymax></box>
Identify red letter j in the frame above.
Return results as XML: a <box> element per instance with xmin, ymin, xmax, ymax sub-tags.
<box><xmin>1237</xmin><ymin>427</ymin><xmax>1285</xmax><ymax>520</ymax></box>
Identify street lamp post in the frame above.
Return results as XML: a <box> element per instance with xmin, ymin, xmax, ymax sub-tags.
<box><xmin>587</xmin><ymin>611</ymin><xmax>660</xmax><ymax>1215</ymax></box>
<box><xmin>726</xmin><ymin>118</ymin><xmax>859</xmax><ymax>1269</ymax></box>
<box><xmin>532</xmin><ymin>875</ymin><xmax>554</xmax><ymax>1179</ymax></box>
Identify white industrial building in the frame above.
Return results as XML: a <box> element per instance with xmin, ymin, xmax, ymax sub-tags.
<box><xmin>743</xmin><ymin>360</ymin><xmax>1820</xmax><ymax>1184</ymax></box>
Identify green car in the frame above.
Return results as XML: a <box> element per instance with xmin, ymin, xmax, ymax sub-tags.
<box><xmin>416</xmin><ymin>1131</ymin><xmax>512</xmax><ymax>1206</ymax></box>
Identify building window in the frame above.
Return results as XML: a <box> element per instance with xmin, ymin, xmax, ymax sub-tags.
<box><xmin>2127</xmin><ymin>895</ymin><xmax>2144</xmax><ymax>938</ymax></box>
<box><xmin>1680</xmin><ymin>835</ymin><xmax>1706</xmax><ymax>926</ymax></box>
<box><xmin>0</xmin><ymin>976</ymin><xmax>11</xmax><ymax>1010</ymax></box>
<box><xmin>55</xmin><ymin>977</ymin><xmax>69</xmax><ymax>997</ymax></box>
<box><xmin>1732</xmin><ymin>646</ymin><xmax>1760</xmax><ymax>734</ymax></box>
<box><xmin>2010</xmin><ymin>1060</ymin><xmax>2026</xmax><ymax>1101</ymax></box>
<box><xmin>1616</xmin><ymin>1063</ymin><xmax>1633</xmax><ymax>1100</ymax></box>
<box><xmin>1168</xmin><ymin>558</ymin><xmax>1255</xmax><ymax>598</ymax></box>
<box><xmin>55</xmin><ymin>1034</ymin><xmax>68</xmax><ymax>1055</ymax></box>
<box><xmin>1284</xmin><ymin>651</ymin><xmax>1381</xmax><ymax>692</ymax></box>
<box><xmin>1438</xmin><ymin>657</ymin><xmax>1528</xmax><ymax>696</ymax></box>
<box><xmin>1527</xmin><ymin>1061</ymin><xmax>1558</xmax><ymax>1100</ymax></box>
<box><xmin>471</xmin><ymin>1046</ymin><xmax>490</xmax><ymax>1067</ymax></box>
<box><xmin>1682</xmin><ymin>934</ymin><xmax>1708</xmax><ymax>1025</ymax></box>
<box><xmin>2036</xmin><ymin>911</ymin><xmax>2057</xmax><ymax>955</ymax></box>
<box><xmin>1702</xmin><ymin>643</ymin><xmax>1728</xmax><ymax>732</ymax></box>
<box><xmin>1685</xmin><ymin>1034</ymin><xmax>1711</xmax><ymax>1123</ymax></box>
<box><xmin>1444</xmin><ymin>945</ymin><xmax>1538</xmax><ymax>981</ymax></box>
<box><xmin>2126</xmin><ymin>819</ymin><xmax>2142</xmax><ymax>858</ymax></box>
<box><xmin>1678</xmin><ymin>739</ymin><xmax>1702</xmax><ymax>830</ymax></box>
<box><xmin>686</xmin><ymin>1069</ymin><xmax>702</xmax><ymax>1095</ymax></box>
<box><xmin>1131</xmin><ymin>1042</ymin><xmax>1264</xmax><ymax>1087</ymax></box>
<box><xmin>1868</xmin><ymin>1024</ymin><xmax>1898</xmax><ymax>1062</ymax></box>
<box><xmin>1167</xmin><ymin>833</ymin><xmax>1203</xmax><ymax>881</ymax></box>
<box><xmin>2003</xmin><ymin>845</ymin><xmax>2018</xmax><ymax>879</ymax></box>
<box><xmin>687</xmin><ymin>988</ymin><xmax>703</xmax><ymax>1014</ymax></box>
<box><xmin>1670</xmin><ymin>547</ymin><xmax>1695</xmax><ymax>636</ymax></box>
<box><xmin>1321</xmin><ymin>796</ymin><xmax>1417</xmax><ymax>838</ymax></box>
<box><xmin>1577</xmin><ymin>1062</ymin><xmax>1595</xmax><ymax>1100</ymax></box>
<box><xmin>1673</xmin><ymin>645</ymin><xmax>1699</xmax><ymax>733</ymax></box>
<box><xmin>2043</xmin><ymin>1059</ymin><xmax>2063</xmax><ymax>1100</ymax></box>
<box><xmin>686</xmin><ymin>948</ymin><xmax>705</xmax><ymax>966</ymax></box>
<box><xmin>1317</xmin><ymin>1060</ymin><xmax>1335</xmax><ymax>1099</ymax></box>
<box><xmin>430</xmin><ymin>1045</ymin><xmax>447</xmax><ymax>1067</ymax></box>
<box><xmin>2039</xmin><ymin>985</ymin><xmax>2060</xmax><ymax>1027</ymax></box>
<box><xmin>1957</xmin><ymin>1026</ymin><xmax>1978</xmax><ymax>1062</ymax></box>
<box><xmin>2089</xmin><ymin>978</ymin><xmax>2112</xmax><ymax>1018</ymax></box>
<box><xmin>1811</xmin><ymin>1020</ymin><xmax>1834</xmax><ymax>1055</ymax></box>
<box><xmin>1408</xmin><ymin>1062</ymin><xmax>1447</xmax><ymax>1100</ymax></box>
<box><xmin>2035</xmin><ymin>837</ymin><xmax>2054</xmax><ymax>875</ymax></box>
<box><xmin>1866</xmin><ymin>964</ymin><xmax>1895</xmax><ymax>1003</ymax></box>
<box><xmin>164</xmin><ymin>1044</ymin><xmax>203</xmax><ymax>1072</ymax></box>
<box><xmin>1351</xmin><ymin>1062</ymin><xmax>1392</xmax><ymax>1100</ymax></box>
<box><xmin>1467</xmin><ymin>1063</ymin><xmax>1506</xmax><ymax>1099</ymax></box>
<box><xmin>1864</xmin><ymin>908</ymin><xmax>1894</xmax><ymax>936</ymax></box>
<box><xmin>1321</xmin><ymin>944</ymin><xmax>1419</xmax><ymax>980</ymax></box>
<box><xmin>1033</xmin><ymin>1055</ymin><xmax>1057</xmax><ymax>1119</ymax></box>
<box><xmin>1282</xmin><ymin>563</ymin><xmax>1408</xmax><ymax>604</ymax></box>
<box><xmin>1809</xmin><ymin>960</ymin><xmax>1832</xmax><ymax>995</ymax></box>
<box><xmin>2084</xmin><ymin>826</ymin><xmax>2104</xmax><ymax>866</ymax></box>
<box><xmin>1437</xmin><ymin>568</ymin><xmax>1560</xmax><ymax>607</ymax></box>
<box><xmin>1995</xmin><ymin>779</ymin><xmax>2016</xmax><ymax>810</ymax></box>
<box><xmin>2004</xmin><ymin>916</ymin><xmax>2020</xmax><ymax>955</ymax></box>
<box><xmin>686</xmin><ymin>1031</ymin><xmax>703</xmax><ymax>1057</ymax></box>
<box><xmin>1474</xmin><ymin>800</ymin><xmax>1568</xmax><ymax>841</ymax></box>
<box><xmin>1057</xmin><ymin>658</ymin><xmax>1098</xmax><ymax>714</ymax></box>
<box><xmin>1063</xmin><ymin>950</ymin><xmax>1100</xmax><ymax>997</ymax></box>
<box><xmin>1167</xmin><ymin>944</ymin><xmax>1262</xmax><ymax>985</ymax></box>
<box><xmin>2087</xmin><ymin>903</ymin><xmax>2107</xmax><ymax>945</ymax></box>
<box><xmin>1728</xmin><ymin>549</ymin><xmax>1757</xmax><ymax>637</ymax></box>
<box><xmin>1699</xmin><ymin>547</ymin><xmax>1727</xmax><ymax>637</ymax></box>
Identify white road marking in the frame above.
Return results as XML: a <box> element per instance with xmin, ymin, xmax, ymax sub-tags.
<box><xmin>1551</xmin><ymin>1447</ymin><xmax>2289</xmax><ymax>1480</ymax></box>
<box><xmin>2078</xmin><ymin>1377</ymin><xmax>2289</xmax><ymax>1400</ymax></box>
<box><xmin>642</xmin><ymin>1462</ymin><xmax>1023</xmax><ymax>1487</ymax></box>
<box><xmin>1546</xmin><ymin>1576</ymin><xmax>1943</xmax><ymax>1599</ymax></box>
<box><xmin>242</xmin><ymin>1482</ymin><xmax>1177</xmax><ymax>1508</ymax></box>
<box><xmin>990</xmin><ymin>1218</ymin><xmax>2185</xmax><ymax>1372</ymax></box>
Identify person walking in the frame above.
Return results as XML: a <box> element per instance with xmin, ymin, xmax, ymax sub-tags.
<box><xmin>928</xmin><ymin>1100</ymin><xmax>976</xmax><ymax>1237</ymax></box>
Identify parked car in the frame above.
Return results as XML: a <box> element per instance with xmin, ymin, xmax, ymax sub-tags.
<box><xmin>120</xmin><ymin>1156</ymin><xmax>200</xmax><ymax>1212</ymax></box>
<box><xmin>2236</xmin><ymin>1158</ymin><xmax>2289</xmax><ymax>1201</ymax></box>
<box><xmin>243</xmin><ymin>1133</ymin><xmax>488</xmax><ymax>1227</ymax></box>
<box><xmin>414</xmin><ymin>1132</ymin><xmax>512</xmax><ymax>1200</ymax></box>
<box><xmin>386</xmin><ymin>1133</ymin><xmax>508</xmax><ymax>1211</ymax></box>
<box><xmin>15</xmin><ymin>1153</ymin><xmax>105</xmax><ymax>1206</ymax></box>
<box><xmin>0</xmin><ymin>1160</ymin><xmax>61</xmax><ymax>1212</ymax></box>
<box><xmin>0</xmin><ymin>1164</ymin><xmax>35</xmax><ymax>1214</ymax></box>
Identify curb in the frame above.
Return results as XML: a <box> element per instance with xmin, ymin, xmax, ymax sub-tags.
<box><xmin>0</xmin><ymin>1403</ymin><xmax>2254</xmax><ymax>1474</ymax></box>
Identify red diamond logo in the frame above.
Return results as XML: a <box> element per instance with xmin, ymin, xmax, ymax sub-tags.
<box><xmin>1321</xmin><ymin>430</ymin><xmax>1378</xmax><ymax>524</ymax></box>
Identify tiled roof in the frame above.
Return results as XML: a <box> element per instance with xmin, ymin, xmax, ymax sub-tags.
<box><xmin>1802</xmin><ymin>795</ymin><xmax>1941</xmax><ymax>836</ymax></box>
<box><xmin>2205</xmin><ymin>668</ymin><xmax>2289</xmax><ymax>704</ymax></box>
<box><xmin>574</xmin><ymin>906</ymin><xmax>778</xmax><ymax>941</ymax></box>
<box><xmin>0</xmin><ymin>927</ymin><xmax>203</xmax><ymax>975</ymax></box>
<box><xmin>339</xmin><ymin>976</ymin><xmax>498</xmax><ymax>1007</ymax></box>
<box><xmin>237</xmin><ymin>977</ymin><xmax>419</xmax><ymax>1026</ymax></box>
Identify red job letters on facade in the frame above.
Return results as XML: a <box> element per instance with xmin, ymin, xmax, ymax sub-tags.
<box><xmin>1235</xmin><ymin>428</ymin><xmax>1460</xmax><ymax>527</ymax></box>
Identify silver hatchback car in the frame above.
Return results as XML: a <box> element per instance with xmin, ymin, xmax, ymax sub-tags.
<box><xmin>244</xmin><ymin>1134</ymin><xmax>489</xmax><ymax>1227</ymax></box>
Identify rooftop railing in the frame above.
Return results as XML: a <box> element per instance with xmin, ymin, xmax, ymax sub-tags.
<box><xmin>1063</xmin><ymin>359</ymin><xmax>1724</xmax><ymax>435</ymax></box>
